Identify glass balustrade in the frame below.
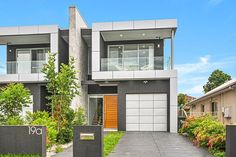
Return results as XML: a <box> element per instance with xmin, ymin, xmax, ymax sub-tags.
<box><xmin>6</xmin><ymin>60</ymin><xmax>46</xmax><ymax>74</ymax></box>
<box><xmin>101</xmin><ymin>57</ymin><xmax>164</xmax><ymax>71</ymax></box>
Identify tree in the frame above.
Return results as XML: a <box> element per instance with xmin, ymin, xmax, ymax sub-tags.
<box><xmin>203</xmin><ymin>69</ymin><xmax>231</xmax><ymax>93</ymax></box>
<box><xmin>42</xmin><ymin>52</ymin><xmax>80</xmax><ymax>132</ymax></box>
<box><xmin>178</xmin><ymin>93</ymin><xmax>187</xmax><ymax>107</ymax></box>
<box><xmin>0</xmin><ymin>83</ymin><xmax>31</xmax><ymax>117</ymax></box>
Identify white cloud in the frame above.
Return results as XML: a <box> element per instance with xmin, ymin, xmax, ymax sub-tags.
<box><xmin>177</xmin><ymin>55</ymin><xmax>235</xmax><ymax>97</ymax></box>
<box><xmin>183</xmin><ymin>85</ymin><xmax>204</xmax><ymax>95</ymax></box>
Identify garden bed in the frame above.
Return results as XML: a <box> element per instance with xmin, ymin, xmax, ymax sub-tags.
<box><xmin>179</xmin><ymin>115</ymin><xmax>225</xmax><ymax>157</ymax></box>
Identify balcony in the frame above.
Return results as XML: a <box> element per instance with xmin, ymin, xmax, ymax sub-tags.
<box><xmin>101</xmin><ymin>56</ymin><xmax>171</xmax><ymax>71</ymax></box>
<box><xmin>6</xmin><ymin>60</ymin><xmax>46</xmax><ymax>74</ymax></box>
<box><xmin>0</xmin><ymin>61</ymin><xmax>46</xmax><ymax>83</ymax></box>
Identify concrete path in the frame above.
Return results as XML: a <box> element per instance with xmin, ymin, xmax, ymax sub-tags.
<box><xmin>109</xmin><ymin>132</ymin><xmax>213</xmax><ymax>157</ymax></box>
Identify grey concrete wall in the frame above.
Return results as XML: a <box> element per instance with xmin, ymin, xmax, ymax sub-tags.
<box><xmin>69</xmin><ymin>6</ymin><xmax>89</xmax><ymax>109</ymax></box>
<box><xmin>0</xmin><ymin>126</ymin><xmax>46</xmax><ymax>157</ymax></box>
<box><xmin>226</xmin><ymin>125</ymin><xmax>236</xmax><ymax>157</ymax></box>
<box><xmin>117</xmin><ymin>80</ymin><xmax>170</xmax><ymax>131</ymax></box>
<box><xmin>73</xmin><ymin>126</ymin><xmax>103</xmax><ymax>157</ymax></box>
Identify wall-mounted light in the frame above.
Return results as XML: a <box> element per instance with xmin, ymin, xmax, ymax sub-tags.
<box><xmin>142</xmin><ymin>33</ymin><xmax>146</xmax><ymax>36</ymax></box>
<box><xmin>9</xmin><ymin>49</ymin><xmax>12</xmax><ymax>53</ymax></box>
<box><xmin>157</xmin><ymin>44</ymin><xmax>160</xmax><ymax>48</ymax></box>
<box><xmin>143</xmin><ymin>80</ymin><xmax>148</xmax><ymax>84</ymax></box>
<box><xmin>120</xmin><ymin>34</ymin><xmax>123</xmax><ymax>37</ymax></box>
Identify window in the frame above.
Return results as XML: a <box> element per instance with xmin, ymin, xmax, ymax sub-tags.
<box><xmin>212</xmin><ymin>102</ymin><xmax>218</xmax><ymax>116</ymax></box>
<box><xmin>16</xmin><ymin>47</ymin><xmax>49</xmax><ymax>73</ymax></box>
<box><xmin>107</xmin><ymin>43</ymin><xmax>154</xmax><ymax>71</ymax></box>
<box><xmin>201</xmin><ymin>104</ymin><xmax>205</xmax><ymax>113</ymax></box>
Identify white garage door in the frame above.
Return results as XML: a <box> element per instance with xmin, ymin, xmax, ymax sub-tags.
<box><xmin>126</xmin><ymin>94</ymin><xmax>167</xmax><ymax>131</ymax></box>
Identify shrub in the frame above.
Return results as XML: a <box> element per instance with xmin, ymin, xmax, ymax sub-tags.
<box><xmin>5</xmin><ymin>116</ymin><xmax>25</xmax><ymax>125</ymax></box>
<box><xmin>0</xmin><ymin>83</ymin><xmax>31</xmax><ymax>117</ymax></box>
<box><xmin>57</xmin><ymin>127</ymin><xmax>73</xmax><ymax>144</ymax></box>
<box><xmin>56</xmin><ymin>107</ymin><xmax>75</xmax><ymax>144</ymax></box>
<box><xmin>179</xmin><ymin>115</ymin><xmax>225</xmax><ymax>156</ymax></box>
<box><xmin>73</xmin><ymin>106</ymin><xmax>87</xmax><ymax>126</ymax></box>
<box><xmin>25</xmin><ymin>111</ymin><xmax>58</xmax><ymax>148</ymax></box>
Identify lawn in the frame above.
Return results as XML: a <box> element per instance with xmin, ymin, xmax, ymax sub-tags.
<box><xmin>0</xmin><ymin>155</ymin><xmax>40</xmax><ymax>157</ymax></box>
<box><xmin>104</xmin><ymin>131</ymin><xmax>124</xmax><ymax>157</ymax></box>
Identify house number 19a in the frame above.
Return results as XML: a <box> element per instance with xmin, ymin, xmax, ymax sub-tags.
<box><xmin>28</xmin><ymin>126</ymin><xmax>42</xmax><ymax>135</ymax></box>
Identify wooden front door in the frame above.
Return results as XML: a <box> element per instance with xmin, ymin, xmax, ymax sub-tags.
<box><xmin>104</xmin><ymin>95</ymin><xmax>118</xmax><ymax>129</ymax></box>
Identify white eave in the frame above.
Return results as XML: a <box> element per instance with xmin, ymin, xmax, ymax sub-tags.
<box><xmin>0</xmin><ymin>25</ymin><xmax>59</xmax><ymax>36</ymax></box>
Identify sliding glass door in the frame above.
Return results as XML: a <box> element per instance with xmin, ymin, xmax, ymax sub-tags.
<box><xmin>107</xmin><ymin>43</ymin><xmax>154</xmax><ymax>71</ymax></box>
<box><xmin>88</xmin><ymin>96</ymin><xmax>104</xmax><ymax>125</ymax></box>
<box><xmin>17</xmin><ymin>49</ymin><xmax>31</xmax><ymax>74</ymax></box>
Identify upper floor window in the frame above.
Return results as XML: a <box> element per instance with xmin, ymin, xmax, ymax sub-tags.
<box><xmin>106</xmin><ymin>43</ymin><xmax>155</xmax><ymax>71</ymax></box>
<box><xmin>8</xmin><ymin>47</ymin><xmax>49</xmax><ymax>74</ymax></box>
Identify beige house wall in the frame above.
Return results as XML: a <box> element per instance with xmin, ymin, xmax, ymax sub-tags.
<box><xmin>190</xmin><ymin>88</ymin><xmax>236</xmax><ymax>125</ymax></box>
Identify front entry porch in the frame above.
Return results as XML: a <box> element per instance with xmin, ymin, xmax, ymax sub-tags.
<box><xmin>88</xmin><ymin>95</ymin><xmax>118</xmax><ymax>130</ymax></box>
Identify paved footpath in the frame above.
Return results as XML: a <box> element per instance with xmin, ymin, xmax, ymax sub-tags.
<box><xmin>54</xmin><ymin>132</ymin><xmax>213</xmax><ymax>157</ymax></box>
<box><xmin>109</xmin><ymin>132</ymin><xmax>213</xmax><ymax>157</ymax></box>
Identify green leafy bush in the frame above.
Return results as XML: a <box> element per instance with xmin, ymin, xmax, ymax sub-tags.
<box><xmin>0</xmin><ymin>83</ymin><xmax>31</xmax><ymax>117</ymax></box>
<box><xmin>25</xmin><ymin>111</ymin><xmax>58</xmax><ymax>148</ymax></box>
<box><xmin>57</xmin><ymin>127</ymin><xmax>73</xmax><ymax>144</ymax></box>
<box><xmin>56</xmin><ymin>107</ymin><xmax>75</xmax><ymax>144</ymax></box>
<box><xmin>73</xmin><ymin>106</ymin><xmax>87</xmax><ymax>126</ymax></box>
<box><xmin>5</xmin><ymin>116</ymin><xmax>25</xmax><ymax>125</ymax></box>
<box><xmin>179</xmin><ymin>115</ymin><xmax>225</xmax><ymax>157</ymax></box>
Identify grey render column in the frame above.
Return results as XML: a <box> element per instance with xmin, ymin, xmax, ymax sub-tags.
<box><xmin>69</xmin><ymin>6</ymin><xmax>89</xmax><ymax>109</ymax></box>
<box><xmin>226</xmin><ymin>125</ymin><xmax>236</xmax><ymax>157</ymax></box>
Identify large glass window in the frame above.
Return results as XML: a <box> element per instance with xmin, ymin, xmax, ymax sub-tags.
<box><xmin>15</xmin><ymin>47</ymin><xmax>49</xmax><ymax>74</ymax></box>
<box><xmin>107</xmin><ymin>43</ymin><xmax>154</xmax><ymax>71</ymax></box>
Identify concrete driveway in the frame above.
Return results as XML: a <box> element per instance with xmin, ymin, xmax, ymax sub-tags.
<box><xmin>109</xmin><ymin>132</ymin><xmax>213</xmax><ymax>157</ymax></box>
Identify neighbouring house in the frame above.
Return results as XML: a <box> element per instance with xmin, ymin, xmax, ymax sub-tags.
<box><xmin>187</xmin><ymin>78</ymin><xmax>236</xmax><ymax>125</ymax></box>
<box><xmin>0</xmin><ymin>25</ymin><xmax>69</xmax><ymax>115</ymax></box>
<box><xmin>185</xmin><ymin>95</ymin><xmax>196</xmax><ymax>103</ymax></box>
<box><xmin>0</xmin><ymin>6</ymin><xmax>178</xmax><ymax>133</ymax></box>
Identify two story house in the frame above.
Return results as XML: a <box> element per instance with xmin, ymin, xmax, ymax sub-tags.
<box><xmin>0</xmin><ymin>6</ymin><xmax>178</xmax><ymax>133</ymax></box>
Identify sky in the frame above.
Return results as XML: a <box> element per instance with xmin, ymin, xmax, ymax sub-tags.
<box><xmin>0</xmin><ymin>0</ymin><xmax>235</xmax><ymax>97</ymax></box>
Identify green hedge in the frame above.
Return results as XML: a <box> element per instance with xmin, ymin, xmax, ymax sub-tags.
<box><xmin>179</xmin><ymin>115</ymin><xmax>225</xmax><ymax>157</ymax></box>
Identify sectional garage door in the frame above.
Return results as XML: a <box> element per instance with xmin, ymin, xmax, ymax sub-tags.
<box><xmin>126</xmin><ymin>94</ymin><xmax>167</xmax><ymax>131</ymax></box>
